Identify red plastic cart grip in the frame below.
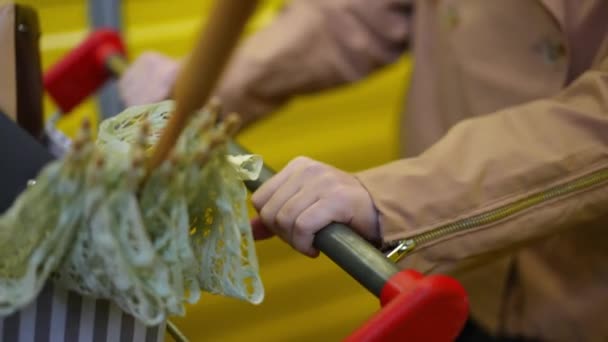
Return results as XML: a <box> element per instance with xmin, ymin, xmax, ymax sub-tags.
<box><xmin>43</xmin><ymin>28</ymin><xmax>126</xmax><ymax>113</ymax></box>
<box><xmin>345</xmin><ymin>270</ymin><xmax>469</xmax><ymax>342</ymax></box>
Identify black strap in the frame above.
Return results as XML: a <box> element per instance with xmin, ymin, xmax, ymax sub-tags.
<box><xmin>0</xmin><ymin>112</ymin><xmax>53</xmax><ymax>213</ymax></box>
<box><xmin>14</xmin><ymin>4</ymin><xmax>44</xmax><ymax>139</ymax></box>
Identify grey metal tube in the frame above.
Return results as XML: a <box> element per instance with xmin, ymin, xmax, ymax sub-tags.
<box><xmin>228</xmin><ymin>141</ymin><xmax>398</xmax><ymax>297</ymax></box>
<box><xmin>88</xmin><ymin>0</ymin><xmax>124</xmax><ymax>119</ymax></box>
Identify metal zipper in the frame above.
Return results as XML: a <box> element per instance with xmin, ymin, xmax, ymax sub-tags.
<box><xmin>384</xmin><ymin>167</ymin><xmax>608</xmax><ymax>263</ymax></box>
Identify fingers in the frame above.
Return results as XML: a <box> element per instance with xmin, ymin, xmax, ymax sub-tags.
<box><xmin>254</xmin><ymin>198</ymin><xmax>327</xmax><ymax>258</ymax></box>
<box><xmin>261</xmin><ymin>197</ymin><xmax>338</xmax><ymax>258</ymax></box>
<box><xmin>118</xmin><ymin>52</ymin><xmax>180</xmax><ymax>107</ymax></box>
<box><xmin>275</xmin><ymin>189</ymin><xmax>319</xmax><ymax>236</ymax></box>
<box><xmin>250</xmin><ymin>156</ymin><xmax>380</xmax><ymax>258</ymax></box>
<box><xmin>251</xmin><ymin>157</ymin><xmax>339</xmax><ymax>257</ymax></box>
<box><xmin>250</xmin><ymin>217</ymin><xmax>275</xmax><ymax>240</ymax></box>
<box><xmin>290</xmin><ymin>200</ymin><xmax>335</xmax><ymax>258</ymax></box>
<box><xmin>258</xmin><ymin>178</ymin><xmax>302</xmax><ymax>241</ymax></box>
<box><xmin>251</xmin><ymin>156</ymin><xmax>309</xmax><ymax>210</ymax></box>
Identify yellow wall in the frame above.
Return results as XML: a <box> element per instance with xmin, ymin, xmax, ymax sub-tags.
<box><xmin>20</xmin><ymin>1</ymin><xmax>412</xmax><ymax>340</ymax></box>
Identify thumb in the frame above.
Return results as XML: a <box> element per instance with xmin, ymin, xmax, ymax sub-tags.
<box><xmin>250</xmin><ymin>216</ymin><xmax>275</xmax><ymax>240</ymax></box>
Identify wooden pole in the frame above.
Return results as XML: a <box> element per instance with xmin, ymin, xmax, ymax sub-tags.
<box><xmin>147</xmin><ymin>0</ymin><xmax>258</xmax><ymax>173</ymax></box>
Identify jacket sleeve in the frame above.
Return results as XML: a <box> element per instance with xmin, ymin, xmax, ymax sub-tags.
<box><xmin>355</xmin><ymin>44</ymin><xmax>608</xmax><ymax>274</ymax></box>
<box><xmin>216</xmin><ymin>0</ymin><xmax>412</xmax><ymax>124</ymax></box>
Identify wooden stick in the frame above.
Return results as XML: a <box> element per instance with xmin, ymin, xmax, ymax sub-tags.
<box><xmin>147</xmin><ymin>0</ymin><xmax>258</xmax><ymax>174</ymax></box>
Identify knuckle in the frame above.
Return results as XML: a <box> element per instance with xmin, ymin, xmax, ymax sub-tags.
<box><xmin>317</xmin><ymin>171</ymin><xmax>339</xmax><ymax>186</ymax></box>
<box><xmin>328</xmin><ymin>185</ymin><xmax>349</xmax><ymax>200</ymax></box>
<box><xmin>275</xmin><ymin>210</ymin><xmax>293</xmax><ymax>229</ymax></box>
<box><xmin>303</xmin><ymin>162</ymin><xmax>324</xmax><ymax>176</ymax></box>
<box><xmin>279</xmin><ymin>203</ymin><xmax>296</xmax><ymax>221</ymax></box>
<box><xmin>290</xmin><ymin>156</ymin><xmax>310</xmax><ymax>166</ymax></box>
<box><xmin>250</xmin><ymin>192</ymin><xmax>264</xmax><ymax>210</ymax></box>
<box><xmin>293</xmin><ymin>216</ymin><xmax>312</xmax><ymax>235</ymax></box>
<box><xmin>326</xmin><ymin>185</ymin><xmax>350</xmax><ymax>204</ymax></box>
<box><xmin>259</xmin><ymin>205</ymin><xmax>273</xmax><ymax>224</ymax></box>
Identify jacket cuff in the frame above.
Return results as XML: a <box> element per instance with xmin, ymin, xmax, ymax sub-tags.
<box><xmin>355</xmin><ymin>163</ymin><xmax>417</xmax><ymax>246</ymax></box>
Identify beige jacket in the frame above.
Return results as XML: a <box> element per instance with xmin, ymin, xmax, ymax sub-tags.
<box><xmin>218</xmin><ymin>0</ymin><xmax>608</xmax><ymax>341</ymax></box>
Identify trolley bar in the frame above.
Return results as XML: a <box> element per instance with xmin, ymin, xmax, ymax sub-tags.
<box><xmin>228</xmin><ymin>141</ymin><xmax>399</xmax><ymax>297</ymax></box>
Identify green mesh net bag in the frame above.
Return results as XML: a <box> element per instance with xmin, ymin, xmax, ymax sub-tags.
<box><xmin>0</xmin><ymin>100</ymin><xmax>264</xmax><ymax>325</ymax></box>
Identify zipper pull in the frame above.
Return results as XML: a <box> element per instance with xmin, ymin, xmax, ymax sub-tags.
<box><xmin>386</xmin><ymin>239</ymin><xmax>416</xmax><ymax>263</ymax></box>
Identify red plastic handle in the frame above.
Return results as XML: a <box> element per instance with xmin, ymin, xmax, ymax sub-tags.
<box><xmin>345</xmin><ymin>270</ymin><xmax>469</xmax><ymax>342</ymax></box>
<box><xmin>43</xmin><ymin>29</ymin><xmax>126</xmax><ymax>113</ymax></box>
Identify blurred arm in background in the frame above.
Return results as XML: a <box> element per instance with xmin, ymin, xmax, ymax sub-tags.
<box><xmin>118</xmin><ymin>0</ymin><xmax>412</xmax><ymax>125</ymax></box>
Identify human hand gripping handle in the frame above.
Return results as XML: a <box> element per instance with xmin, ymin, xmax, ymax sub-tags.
<box><xmin>252</xmin><ymin>155</ymin><xmax>381</xmax><ymax>254</ymax></box>
<box><xmin>229</xmin><ymin>142</ymin><xmax>407</xmax><ymax>297</ymax></box>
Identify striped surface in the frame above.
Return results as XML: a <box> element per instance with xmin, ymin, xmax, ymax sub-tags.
<box><xmin>0</xmin><ymin>283</ymin><xmax>165</xmax><ymax>342</ymax></box>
